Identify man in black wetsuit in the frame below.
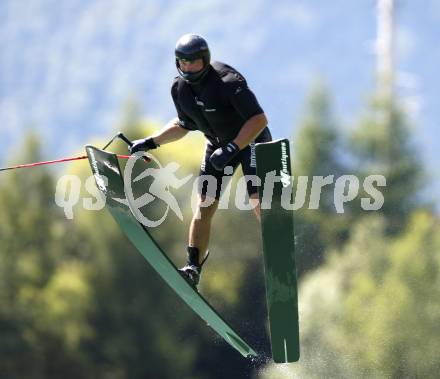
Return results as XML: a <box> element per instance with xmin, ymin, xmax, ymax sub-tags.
<box><xmin>129</xmin><ymin>34</ymin><xmax>272</xmax><ymax>287</ymax></box>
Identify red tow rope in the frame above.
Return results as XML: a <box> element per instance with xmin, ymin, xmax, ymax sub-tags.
<box><xmin>0</xmin><ymin>132</ymin><xmax>149</xmax><ymax>172</ymax></box>
<box><xmin>0</xmin><ymin>154</ymin><xmax>131</xmax><ymax>172</ymax></box>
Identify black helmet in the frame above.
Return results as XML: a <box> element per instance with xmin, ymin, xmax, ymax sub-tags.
<box><xmin>175</xmin><ymin>34</ymin><xmax>211</xmax><ymax>83</ymax></box>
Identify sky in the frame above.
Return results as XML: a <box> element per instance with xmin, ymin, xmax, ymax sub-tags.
<box><xmin>1</xmin><ymin>0</ymin><xmax>439</xmax><ymax>205</ymax></box>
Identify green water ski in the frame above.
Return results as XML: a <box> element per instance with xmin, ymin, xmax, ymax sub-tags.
<box><xmin>86</xmin><ymin>145</ymin><xmax>258</xmax><ymax>359</ymax></box>
<box><xmin>256</xmin><ymin>139</ymin><xmax>300</xmax><ymax>363</ymax></box>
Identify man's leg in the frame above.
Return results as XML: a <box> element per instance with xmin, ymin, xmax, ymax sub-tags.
<box><xmin>178</xmin><ymin>196</ymin><xmax>219</xmax><ymax>287</ymax></box>
<box><xmin>239</xmin><ymin>128</ymin><xmax>272</xmax><ymax>223</ymax></box>
<box><xmin>249</xmin><ymin>192</ymin><xmax>261</xmax><ymax>222</ymax></box>
<box><xmin>188</xmin><ymin>195</ymin><xmax>219</xmax><ymax>264</ymax></box>
<box><xmin>179</xmin><ymin>142</ymin><xmax>236</xmax><ymax>287</ymax></box>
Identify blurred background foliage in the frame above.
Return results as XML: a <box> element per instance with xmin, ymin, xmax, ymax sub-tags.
<box><xmin>1</xmin><ymin>12</ymin><xmax>439</xmax><ymax>378</ymax></box>
<box><xmin>1</xmin><ymin>77</ymin><xmax>439</xmax><ymax>379</ymax></box>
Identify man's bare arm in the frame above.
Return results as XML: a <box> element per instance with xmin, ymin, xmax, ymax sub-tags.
<box><xmin>208</xmin><ymin>113</ymin><xmax>268</xmax><ymax>171</ymax></box>
<box><xmin>233</xmin><ymin>113</ymin><xmax>268</xmax><ymax>149</ymax></box>
<box><xmin>151</xmin><ymin>117</ymin><xmax>190</xmax><ymax>146</ymax></box>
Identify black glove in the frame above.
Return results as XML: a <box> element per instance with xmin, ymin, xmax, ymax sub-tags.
<box><xmin>209</xmin><ymin>142</ymin><xmax>240</xmax><ymax>171</ymax></box>
<box><xmin>129</xmin><ymin>137</ymin><xmax>158</xmax><ymax>154</ymax></box>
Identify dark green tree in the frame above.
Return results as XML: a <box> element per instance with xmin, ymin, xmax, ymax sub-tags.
<box><xmin>349</xmin><ymin>95</ymin><xmax>425</xmax><ymax>234</ymax></box>
<box><xmin>293</xmin><ymin>81</ymin><xmax>349</xmax><ymax>275</ymax></box>
<box><xmin>259</xmin><ymin>211</ymin><xmax>440</xmax><ymax>379</ymax></box>
<box><xmin>0</xmin><ymin>136</ymin><xmax>92</xmax><ymax>378</ymax></box>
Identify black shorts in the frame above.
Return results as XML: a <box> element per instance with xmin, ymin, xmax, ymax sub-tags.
<box><xmin>198</xmin><ymin>127</ymin><xmax>272</xmax><ymax>200</ymax></box>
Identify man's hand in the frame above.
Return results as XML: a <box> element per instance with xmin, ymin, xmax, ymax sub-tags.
<box><xmin>129</xmin><ymin>137</ymin><xmax>158</xmax><ymax>154</ymax></box>
<box><xmin>209</xmin><ymin>142</ymin><xmax>240</xmax><ymax>171</ymax></box>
